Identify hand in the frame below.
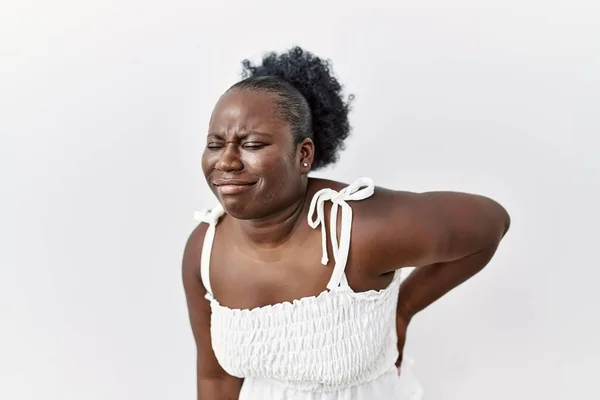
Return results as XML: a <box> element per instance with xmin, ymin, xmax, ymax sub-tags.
<box><xmin>395</xmin><ymin>301</ymin><xmax>412</xmax><ymax>372</ymax></box>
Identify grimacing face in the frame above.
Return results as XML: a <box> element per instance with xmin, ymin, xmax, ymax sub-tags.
<box><xmin>202</xmin><ymin>89</ymin><xmax>314</xmax><ymax>219</ymax></box>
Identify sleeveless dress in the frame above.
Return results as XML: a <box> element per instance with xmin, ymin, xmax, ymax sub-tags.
<box><xmin>194</xmin><ymin>178</ymin><xmax>424</xmax><ymax>399</ymax></box>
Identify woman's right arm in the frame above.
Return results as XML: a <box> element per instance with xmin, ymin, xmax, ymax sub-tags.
<box><xmin>182</xmin><ymin>224</ymin><xmax>243</xmax><ymax>400</ymax></box>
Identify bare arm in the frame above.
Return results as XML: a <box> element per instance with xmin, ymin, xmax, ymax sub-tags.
<box><xmin>365</xmin><ymin>188</ymin><xmax>510</xmax><ymax>272</ymax></box>
<box><xmin>393</xmin><ymin>244</ymin><xmax>505</xmax><ymax>367</ymax></box>
<box><xmin>385</xmin><ymin>189</ymin><xmax>510</xmax><ymax>318</ymax></box>
<box><xmin>398</xmin><ymin>242</ymin><xmax>503</xmax><ymax>319</ymax></box>
<box><xmin>182</xmin><ymin>224</ymin><xmax>243</xmax><ymax>400</ymax></box>
<box><xmin>374</xmin><ymin>189</ymin><xmax>510</xmax><ymax>364</ymax></box>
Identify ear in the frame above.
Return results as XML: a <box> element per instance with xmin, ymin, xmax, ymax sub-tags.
<box><xmin>297</xmin><ymin>137</ymin><xmax>315</xmax><ymax>174</ymax></box>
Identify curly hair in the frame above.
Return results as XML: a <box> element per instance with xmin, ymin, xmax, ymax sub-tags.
<box><xmin>229</xmin><ymin>46</ymin><xmax>353</xmax><ymax>170</ymax></box>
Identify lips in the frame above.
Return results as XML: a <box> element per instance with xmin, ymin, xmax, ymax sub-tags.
<box><xmin>213</xmin><ymin>179</ymin><xmax>257</xmax><ymax>195</ymax></box>
<box><xmin>213</xmin><ymin>179</ymin><xmax>256</xmax><ymax>186</ymax></box>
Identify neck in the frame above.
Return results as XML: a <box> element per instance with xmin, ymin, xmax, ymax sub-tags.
<box><xmin>234</xmin><ymin>184</ymin><xmax>310</xmax><ymax>249</ymax></box>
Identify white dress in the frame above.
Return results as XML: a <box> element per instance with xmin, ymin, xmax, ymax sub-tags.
<box><xmin>194</xmin><ymin>178</ymin><xmax>423</xmax><ymax>399</ymax></box>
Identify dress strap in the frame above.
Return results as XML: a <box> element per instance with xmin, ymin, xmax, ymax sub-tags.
<box><xmin>307</xmin><ymin>178</ymin><xmax>375</xmax><ymax>290</ymax></box>
<box><xmin>192</xmin><ymin>204</ymin><xmax>225</xmax><ymax>296</ymax></box>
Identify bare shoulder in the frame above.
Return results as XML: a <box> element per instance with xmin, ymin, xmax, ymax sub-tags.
<box><xmin>306</xmin><ymin>177</ymin><xmax>348</xmax><ymax>193</ymax></box>
<box><xmin>317</xmin><ymin>179</ymin><xmax>510</xmax><ymax>274</ymax></box>
<box><xmin>306</xmin><ymin>177</ymin><xmax>410</xmax><ymax>216</ymax></box>
<box><xmin>344</xmin><ymin>185</ymin><xmax>417</xmax><ymax>271</ymax></box>
<box><xmin>181</xmin><ymin>220</ymin><xmax>238</xmax><ymax>382</ymax></box>
<box><xmin>181</xmin><ymin>221</ymin><xmax>214</xmax><ymax>344</ymax></box>
<box><xmin>182</xmin><ymin>222</ymin><xmax>209</xmax><ymax>289</ymax></box>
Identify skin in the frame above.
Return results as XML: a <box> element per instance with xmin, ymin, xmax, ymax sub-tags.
<box><xmin>182</xmin><ymin>89</ymin><xmax>511</xmax><ymax>399</ymax></box>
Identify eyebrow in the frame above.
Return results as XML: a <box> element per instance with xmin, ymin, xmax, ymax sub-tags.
<box><xmin>208</xmin><ymin>131</ymin><xmax>272</xmax><ymax>138</ymax></box>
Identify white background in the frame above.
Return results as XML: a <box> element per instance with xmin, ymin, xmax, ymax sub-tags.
<box><xmin>1</xmin><ymin>1</ymin><xmax>598</xmax><ymax>399</ymax></box>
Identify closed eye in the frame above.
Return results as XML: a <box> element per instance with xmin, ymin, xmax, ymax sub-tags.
<box><xmin>242</xmin><ymin>142</ymin><xmax>267</xmax><ymax>150</ymax></box>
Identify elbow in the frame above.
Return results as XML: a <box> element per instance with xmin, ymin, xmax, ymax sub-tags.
<box><xmin>503</xmin><ymin>210</ymin><xmax>511</xmax><ymax>238</ymax></box>
<box><xmin>487</xmin><ymin>198</ymin><xmax>511</xmax><ymax>244</ymax></box>
<box><xmin>497</xmin><ymin>201</ymin><xmax>511</xmax><ymax>238</ymax></box>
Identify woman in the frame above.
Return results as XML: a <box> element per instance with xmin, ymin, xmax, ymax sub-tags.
<box><xmin>182</xmin><ymin>47</ymin><xmax>510</xmax><ymax>399</ymax></box>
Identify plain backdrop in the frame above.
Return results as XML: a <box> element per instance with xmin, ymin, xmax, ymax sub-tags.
<box><xmin>1</xmin><ymin>1</ymin><xmax>598</xmax><ymax>399</ymax></box>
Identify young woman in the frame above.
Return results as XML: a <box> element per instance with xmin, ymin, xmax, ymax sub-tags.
<box><xmin>183</xmin><ymin>47</ymin><xmax>510</xmax><ymax>399</ymax></box>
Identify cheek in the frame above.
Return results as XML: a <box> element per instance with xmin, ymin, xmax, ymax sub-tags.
<box><xmin>267</xmin><ymin>155</ymin><xmax>296</xmax><ymax>193</ymax></box>
<box><xmin>201</xmin><ymin>151</ymin><xmax>212</xmax><ymax>175</ymax></box>
<box><xmin>247</xmin><ymin>150</ymin><xmax>293</xmax><ymax>172</ymax></box>
<box><xmin>240</xmin><ymin>151</ymin><xmax>278</xmax><ymax>170</ymax></box>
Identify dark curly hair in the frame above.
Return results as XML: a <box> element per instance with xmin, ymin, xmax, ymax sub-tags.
<box><xmin>229</xmin><ymin>46</ymin><xmax>353</xmax><ymax>170</ymax></box>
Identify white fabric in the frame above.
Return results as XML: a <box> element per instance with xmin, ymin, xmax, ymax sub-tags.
<box><xmin>193</xmin><ymin>178</ymin><xmax>423</xmax><ymax>399</ymax></box>
<box><xmin>307</xmin><ymin>178</ymin><xmax>375</xmax><ymax>290</ymax></box>
<box><xmin>193</xmin><ymin>204</ymin><xmax>224</xmax><ymax>296</ymax></box>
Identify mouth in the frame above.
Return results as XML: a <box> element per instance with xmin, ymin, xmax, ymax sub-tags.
<box><xmin>213</xmin><ymin>180</ymin><xmax>257</xmax><ymax>195</ymax></box>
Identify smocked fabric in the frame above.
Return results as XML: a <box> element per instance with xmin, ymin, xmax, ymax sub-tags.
<box><xmin>193</xmin><ymin>178</ymin><xmax>423</xmax><ymax>399</ymax></box>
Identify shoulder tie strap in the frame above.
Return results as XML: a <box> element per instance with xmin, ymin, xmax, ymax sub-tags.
<box><xmin>307</xmin><ymin>178</ymin><xmax>375</xmax><ymax>290</ymax></box>
<box><xmin>193</xmin><ymin>204</ymin><xmax>225</xmax><ymax>296</ymax></box>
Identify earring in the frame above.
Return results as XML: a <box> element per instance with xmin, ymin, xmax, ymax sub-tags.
<box><xmin>303</xmin><ymin>162</ymin><xmax>309</xmax><ymax>167</ymax></box>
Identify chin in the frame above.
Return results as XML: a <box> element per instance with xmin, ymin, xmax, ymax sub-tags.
<box><xmin>218</xmin><ymin>197</ymin><xmax>259</xmax><ymax>220</ymax></box>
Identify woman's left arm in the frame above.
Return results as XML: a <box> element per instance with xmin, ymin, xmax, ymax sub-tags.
<box><xmin>390</xmin><ymin>191</ymin><xmax>510</xmax><ymax>367</ymax></box>
<box><xmin>397</xmin><ymin>242</ymin><xmax>503</xmax><ymax>321</ymax></box>
<box><xmin>356</xmin><ymin>187</ymin><xmax>510</xmax><ymax>366</ymax></box>
<box><xmin>394</xmin><ymin>243</ymin><xmax>505</xmax><ymax>368</ymax></box>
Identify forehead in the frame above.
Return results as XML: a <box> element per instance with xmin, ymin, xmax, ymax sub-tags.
<box><xmin>209</xmin><ymin>89</ymin><xmax>286</xmax><ymax>133</ymax></box>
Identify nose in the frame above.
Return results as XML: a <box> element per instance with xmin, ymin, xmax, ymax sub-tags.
<box><xmin>215</xmin><ymin>143</ymin><xmax>243</xmax><ymax>172</ymax></box>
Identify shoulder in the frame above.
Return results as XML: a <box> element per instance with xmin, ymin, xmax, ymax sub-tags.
<box><xmin>306</xmin><ymin>176</ymin><xmax>412</xmax><ymax>241</ymax></box>
<box><xmin>182</xmin><ymin>218</ymin><xmax>210</xmax><ymax>288</ymax></box>
<box><xmin>307</xmin><ymin>177</ymin><xmax>415</xmax><ymax>220</ymax></box>
<box><xmin>336</xmin><ymin>179</ymin><xmax>509</xmax><ymax>271</ymax></box>
<box><xmin>306</xmin><ymin>177</ymin><xmax>417</xmax><ymax>273</ymax></box>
